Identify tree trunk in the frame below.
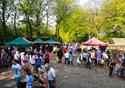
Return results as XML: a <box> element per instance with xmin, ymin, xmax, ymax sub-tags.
<box><xmin>11</xmin><ymin>0</ymin><xmax>17</xmax><ymax>37</ymax></box>
<box><xmin>14</xmin><ymin>11</ymin><xmax>17</xmax><ymax>37</ymax></box>
<box><xmin>26</xmin><ymin>23</ymin><xmax>29</xmax><ymax>38</ymax></box>
<box><xmin>55</xmin><ymin>24</ymin><xmax>59</xmax><ymax>40</ymax></box>
<box><xmin>36</xmin><ymin>12</ymin><xmax>40</xmax><ymax>38</ymax></box>
<box><xmin>27</xmin><ymin>16</ymin><xmax>33</xmax><ymax>39</ymax></box>
<box><xmin>2</xmin><ymin>1</ymin><xmax>7</xmax><ymax>37</ymax></box>
<box><xmin>57</xmin><ymin>26</ymin><xmax>59</xmax><ymax>37</ymax></box>
<box><xmin>46</xmin><ymin>7</ymin><xmax>49</xmax><ymax>31</ymax></box>
<box><xmin>55</xmin><ymin>18</ymin><xmax>60</xmax><ymax>40</ymax></box>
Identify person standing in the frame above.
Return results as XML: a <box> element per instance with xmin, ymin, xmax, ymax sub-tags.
<box><xmin>57</xmin><ymin>48</ymin><xmax>63</xmax><ymax>63</ymax></box>
<box><xmin>0</xmin><ymin>49</ymin><xmax>8</xmax><ymax>67</ymax></box>
<box><xmin>38</xmin><ymin>68</ymin><xmax>48</xmax><ymax>88</ymax></box>
<box><xmin>9</xmin><ymin>59</ymin><xmax>22</xmax><ymax>88</ymax></box>
<box><xmin>76</xmin><ymin>53</ymin><xmax>82</xmax><ymax>68</ymax></box>
<box><xmin>24</xmin><ymin>67</ymin><xmax>34</xmax><ymax>88</ymax></box>
<box><xmin>29</xmin><ymin>53</ymin><xmax>36</xmax><ymax>72</ymax></box>
<box><xmin>14</xmin><ymin>51</ymin><xmax>20</xmax><ymax>64</ymax></box>
<box><xmin>86</xmin><ymin>53</ymin><xmax>92</xmax><ymax>69</ymax></box>
<box><xmin>69</xmin><ymin>51</ymin><xmax>73</xmax><ymax>65</ymax></box>
<box><xmin>20</xmin><ymin>52</ymin><xmax>25</xmax><ymax>66</ymax></box>
<box><xmin>82</xmin><ymin>49</ymin><xmax>87</xmax><ymax>65</ymax></box>
<box><xmin>109</xmin><ymin>60</ymin><xmax>116</xmax><ymax>77</ymax></box>
<box><xmin>96</xmin><ymin>49</ymin><xmax>102</xmax><ymax>65</ymax></box>
<box><xmin>64</xmin><ymin>51</ymin><xmax>70</xmax><ymax>65</ymax></box>
<box><xmin>45</xmin><ymin>51</ymin><xmax>50</xmax><ymax>64</ymax></box>
<box><xmin>47</xmin><ymin>44</ymin><xmax>53</xmax><ymax>53</ymax></box>
<box><xmin>77</xmin><ymin>47</ymin><xmax>82</xmax><ymax>53</ymax></box>
<box><xmin>106</xmin><ymin>49</ymin><xmax>111</xmax><ymax>66</ymax></box>
<box><xmin>63</xmin><ymin>45</ymin><xmax>68</xmax><ymax>53</ymax></box>
<box><xmin>102</xmin><ymin>51</ymin><xmax>109</xmax><ymax>67</ymax></box>
<box><xmin>53</xmin><ymin>46</ymin><xmax>57</xmax><ymax>54</ymax></box>
<box><xmin>35</xmin><ymin>54</ymin><xmax>42</xmax><ymax>74</ymax></box>
<box><xmin>115</xmin><ymin>61</ymin><xmax>122</xmax><ymax>77</ymax></box>
<box><xmin>24</xmin><ymin>52</ymin><xmax>29</xmax><ymax>65</ymax></box>
<box><xmin>90</xmin><ymin>49</ymin><xmax>96</xmax><ymax>65</ymax></box>
<box><xmin>45</xmin><ymin>64</ymin><xmax>56</xmax><ymax>88</ymax></box>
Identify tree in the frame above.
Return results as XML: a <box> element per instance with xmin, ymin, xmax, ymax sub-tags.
<box><xmin>1</xmin><ymin>0</ymin><xmax>125</xmax><ymax>43</ymax></box>
<box><xmin>33</xmin><ymin>0</ymin><xmax>53</xmax><ymax>37</ymax></box>
<box><xmin>101</xmin><ymin>0</ymin><xmax>125</xmax><ymax>38</ymax></box>
<box><xmin>10</xmin><ymin>0</ymin><xmax>18</xmax><ymax>37</ymax></box>
<box><xmin>54</xmin><ymin>0</ymin><xmax>75</xmax><ymax>40</ymax></box>
<box><xmin>0</xmin><ymin>0</ymin><xmax>10</xmax><ymax>38</ymax></box>
<box><xmin>59</xmin><ymin>8</ymin><xmax>90</xmax><ymax>42</ymax></box>
<box><xmin>18</xmin><ymin>0</ymin><xmax>53</xmax><ymax>38</ymax></box>
<box><xmin>0</xmin><ymin>0</ymin><xmax>16</xmax><ymax>41</ymax></box>
<box><xmin>18</xmin><ymin>0</ymin><xmax>34</xmax><ymax>39</ymax></box>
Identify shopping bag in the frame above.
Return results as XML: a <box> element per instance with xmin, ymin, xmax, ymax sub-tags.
<box><xmin>56</xmin><ymin>56</ymin><xmax>59</xmax><ymax>62</ymax></box>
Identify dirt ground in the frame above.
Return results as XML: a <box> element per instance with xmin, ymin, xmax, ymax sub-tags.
<box><xmin>0</xmin><ymin>55</ymin><xmax>125</xmax><ymax>88</ymax></box>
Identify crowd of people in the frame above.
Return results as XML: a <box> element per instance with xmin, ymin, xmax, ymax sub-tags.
<box><xmin>56</xmin><ymin>44</ymin><xmax>125</xmax><ymax>78</ymax></box>
<box><xmin>0</xmin><ymin>43</ymin><xmax>125</xmax><ymax>88</ymax></box>
<box><xmin>0</xmin><ymin>45</ymin><xmax>56</xmax><ymax>88</ymax></box>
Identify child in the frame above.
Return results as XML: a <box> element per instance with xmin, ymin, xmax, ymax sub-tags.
<box><xmin>25</xmin><ymin>67</ymin><xmax>34</xmax><ymax>88</ymax></box>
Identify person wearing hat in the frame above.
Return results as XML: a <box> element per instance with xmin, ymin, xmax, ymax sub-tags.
<box><xmin>38</xmin><ymin>68</ymin><xmax>48</xmax><ymax>88</ymax></box>
<box><xmin>44</xmin><ymin>64</ymin><xmax>56</xmax><ymax>88</ymax></box>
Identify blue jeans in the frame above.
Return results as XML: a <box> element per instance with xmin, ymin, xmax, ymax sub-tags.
<box><xmin>15</xmin><ymin>77</ymin><xmax>21</xmax><ymax>85</ymax></box>
<box><xmin>36</xmin><ymin>64</ymin><xmax>41</xmax><ymax>73</ymax></box>
<box><xmin>119</xmin><ymin>68</ymin><xmax>124</xmax><ymax>78</ymax></box>
<box><xmin>67</xmin><ymin>59</ymin><xmax>70</xmax><ymax>65</ymax></box>
<box><xmin>77</xmin><ymin>63</ymin><xmax>80</xmax><ymax>68</ymax></box>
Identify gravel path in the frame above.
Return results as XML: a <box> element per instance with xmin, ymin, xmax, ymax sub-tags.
<box><xmin>54</xmin><ymin>62</ymin><xmax>125</xmax><ymax>88</ymax></box>
<box><xmin>0</xmin><ymin>55</ymin><xmax>125</xmax><ymax>88</ymax></box>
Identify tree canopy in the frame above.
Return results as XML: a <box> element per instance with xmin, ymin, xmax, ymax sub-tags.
<box><xmin>0</xmin><ymin>0</ymin><xmax>125</xmax><ymax>42</ymax></box>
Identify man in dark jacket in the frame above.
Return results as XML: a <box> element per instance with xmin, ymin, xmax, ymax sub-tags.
<box><xmin>109</xmin><ymin>60</ymin><xmax>116</xmax><ymax>77</ymax></box>
<box><xmin>57</xmin><ymin>48</ymin><xmax>63</xmax><ymax>63</ymax></box>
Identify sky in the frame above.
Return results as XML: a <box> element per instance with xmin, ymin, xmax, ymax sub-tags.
<box><xmin>78</xmin><ymin>0</ymin><xmax>89</xmax><ymax>6</ymax></box>
<box><xmin>78</xmin><ymin>0</ymin><xmax>103</xmax><ymax>9</ymax></box>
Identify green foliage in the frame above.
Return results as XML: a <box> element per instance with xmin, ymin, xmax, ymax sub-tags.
<box><xmin>101</xmin><ymin>0</ymin><xmax>125</xmax><ymax>38</ymax></box>
<box><xmin>1</xmin><ymin>0</ymin><xmax>125</xmax><ymax>43</ymax></box>
<box><xmin>58</xmin><ymin>0</ymin><xmax>125</xmax><ymax>42</ymax></box>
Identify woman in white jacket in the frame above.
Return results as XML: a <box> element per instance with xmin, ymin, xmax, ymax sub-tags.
<box><xmin>76</xmin><ymin>53</ymin><xmax>82</xmax><ymax>68</ymax></box>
